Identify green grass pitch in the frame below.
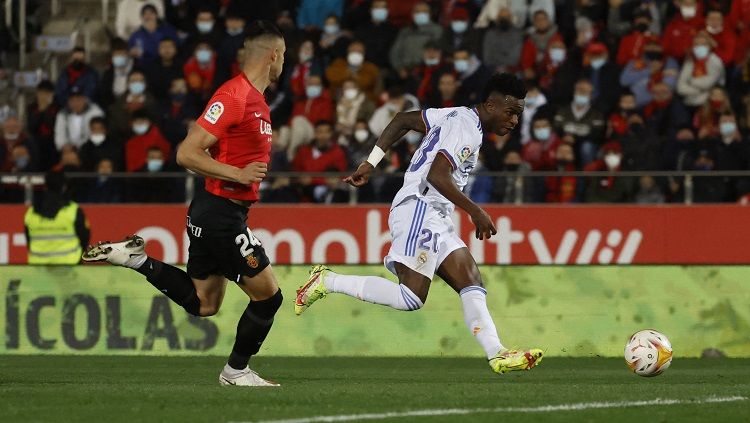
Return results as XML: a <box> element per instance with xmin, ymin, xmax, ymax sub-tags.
<box><xmin>1</xmin><ymin>356</ymin><xmax>748</xmax><ymax>422</ymax></box>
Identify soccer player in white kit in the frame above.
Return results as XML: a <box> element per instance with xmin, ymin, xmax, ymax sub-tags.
<box><xmin>295</xmin><ymin>73</ymin><xmax>543</xmax><ymax>374</ymax></box>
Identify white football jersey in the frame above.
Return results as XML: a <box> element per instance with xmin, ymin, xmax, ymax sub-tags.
<box><xmin>391</xmin><ymin>107</ymin><xmax>484</xmax><ymax>214</ymax></box>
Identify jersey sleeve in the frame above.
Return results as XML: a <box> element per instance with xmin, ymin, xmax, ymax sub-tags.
<box><xmin>421</xmin><ymin>108</ymin><xmax>454</xmax><ymax>132</ymax></box>
<box><xmin>433</xmin><ymin>116</ymin><xmax>480</xmax><ymax>171</ymax></box>
<box><xmin>197</xmin><ymin>90</ymin><xmax>243</xmax><ymax>139</ymax></box>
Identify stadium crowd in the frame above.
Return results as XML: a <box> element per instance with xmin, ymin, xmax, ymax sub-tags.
<box><xmin>2</xmin><ymin>0</ymin><xmax>750</xmax><ymax>204</ymax></box>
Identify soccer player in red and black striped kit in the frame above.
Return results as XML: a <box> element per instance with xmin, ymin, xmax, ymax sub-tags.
<box><xmin>83</xmin><ymin>21</ymin><xmax>286</xmax><ymax>387</ymax></box>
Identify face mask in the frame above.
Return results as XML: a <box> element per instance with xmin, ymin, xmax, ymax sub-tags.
<box><xmin>681</xmin><ymin>6</ymin><xmax>697</xmax><ymax>19</ymax></box>
<box><xmin>451</xmin><ymin>20</ymin><xmax>468</xmax><ymax>33</ymax></box>
<box><xmin>129</xmin><ymin>81</ymin><xmax>146</xmax><ymax>95</ymax></box>
<box><xmin>604</xmin><ymin>153</ymin><xmax>621</xmax><ymax>169</ymax></box>
<box><xmin>497</xmin><ymin>19</ymin><xmax>511</xmax><ymax>31</ymax></box>
<box><xmin>644</xmin><ymin>51</ymin><xmax>662</xmax><ymax>61</ymax></box>
<box><xmin>15</xmin><ymin>156</ymin><xmax>29</xmax><ymax>169</ymax></box>
<box><xmin>574</xmin><ymin>94</ymin><xmax>590</xmax><ymax>106</ymax></box>
<box><xmin>347</xmin><ymin>51</ymin><xmax>364</xmax><ymax>67</ymax></box>
<box><xmin>324</xmin><ymin>24</ymin><xmax>339</xmax><ymax>35</ymax></box>
<box><xmin>557</xmin><ymin>159</ymin><xmax>572</xmax><ymax>167</ymax></box>
<box><xmin>405</xmin><ymin>131</ymin><xmax>422</xmax><ymax>144</ymax></box>
<box><xmin>299</xmin><ymin>51</ymin><xmax>313</xmax><ymax>62</ymax></box>
<box><xmin>710</xmin><ymin>99</ymin><xmax>724</xmax><ymax>110</ymax></box>
<box><xmin>413</xmin><ymin>12</ymin><xmax>430</xmax><ymax>26</ymax></box>
<box><xmin>706</xmin><ymin>25</ymin><xmax>722</xmax><ymax>34</ymax></box>
<box><xmin>306</xmin><ymin>85</ymin><xmax>322</xmax><ymax>98</ymax></box>
<box><xmin>505</xmin><ymin>163</ymin><xmax>520</xmax><ymax>171</ymax></box>
<box><xmin>635</xmin><ymin>22</ymin><xmax>649</xmax><ymax>32</ymax></box>
<box><xmin>354</xmin><ymin>129</ymin><xmax>369</xmax><ymax>142</ymax></box>
<box><xmin>549</xmin><ymin>48</ymin><xmax>566</xmax><ymax>63</ymax></box>
<box><xmin>4</xmin><ymin>132</ymin><xmax>19</xmax><ymax>140</ymax></box>
<box><xmin>720</xmin><ymin>122</ymin><xmax>737</xmax><ymax>137</ymax></box>
<box><xmin>71</xmin><ymin>60</ymin><xmax>84</xmax><ymax>70</ymax></box>
<box><xmin>371</xmin><ymin>8</ymin><xmax>388</xmax><ymax>22</ymax></box>
<box><xmin>227</xmin><ymin>27</ymin><xmax>244</xmax><ymax>36</ymax></box>
<box><xmin>197</xmin><ymin>21</ymin><xmax>214</xmax><ymax>33</ymax></box>
<box><xmin>424</xmin><ymin>57</ymin><xmax>439</xmax><ymax>66</ymax></box>
<box><xmin>112</xmin><ymin>55</ymin><xmax>128</xmax><ymax>68</ymax></box>
<box><xmin>343</xmin><ymin>88</ymin><xmax>359</xmax><ymax>100</ymax></box>
<box><xmin>590</xmin><ymin>57</ymin><xmax>606</xmax><ymax>69</ymax></box>
<box><xmin>196</xmin><ymin>49</ymin><xmax>212</xmax><ymax>63</ymax></box>
<box><xmin>171</xmin><ymin>92</ymin><xmax>186</xmax><ymax>103</ymax></box>
<box><xmin>525</xmin><ymin>95</ymin><xmax>537</xmax><ymax>108</ymax></box>
<box><xmin>534</xmin><ymin>127</ymin><xmax>551</xmax><ymax>141</ymax></box>
<box><xmin>693</xmin><ymin>45</ymin><xmax>709</xmax><ymax>59</ymax></box>
<box><xmin>695</xmin><ymin>162</ymin><xmax>713</xmax><ymax>170</ymax></box>
<box><xmin>454</xmin><ymin>59</ymin><xmax>469</xmax><ymax>73</ymax></box>
<box><xmin>132</xmin><ymin>123</ymin><xmax>150</xmax><ymax>135</ymax></box>
<box><xmin>90</xmin><ymin>133</ymin><xmax>106</xmax><ymax>145</ymax></box>
<box><xmin>147</xmin><ymin>159</ymin><xmax>164</xmax><ymax>172</ymax></box>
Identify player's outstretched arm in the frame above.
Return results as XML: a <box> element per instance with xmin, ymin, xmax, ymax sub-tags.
<box><xmin>176</xmin><ymin>124</ymin><xmax>266</xmax><ymax>185</ymax></box>
<box><xmin>426</xmin><ymin>154</ymin><xmax>497</xmax><ymax>240</ymax></box>
<box><xmin>344</xmin><ymin>111</ymin><xmax>426</xmax><ymax>187</ymax></box>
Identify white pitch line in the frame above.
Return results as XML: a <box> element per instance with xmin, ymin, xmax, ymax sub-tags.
<box><xmin>238</xmin><ymin>395</ymin><xmax>747</xmax><ymax>423</ymax></box>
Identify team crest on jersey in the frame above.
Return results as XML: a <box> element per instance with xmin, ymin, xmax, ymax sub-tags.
<box><xmin>246</xmin><ymin>254</ymin><xmax>259</xmax><ymax>268</ymax></box>
<box><xmin>203</xmin><ymin>101</ymin><xmax>224</xmax><ymax>124</ymax></box>
<box><xmin>458</xmin><ymin>145</ymin><xmax>472</xmax><ymax>163</ymax></box>
<box><xmin>416</xmin><ymin>251</ymin><xmax>428</xmax><ymax>269</ymax></box>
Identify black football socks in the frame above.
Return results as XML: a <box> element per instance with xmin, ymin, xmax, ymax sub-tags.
<box><xmin>135</xmin><ymin>257</ymin><xmax>201</xmax><ymax>316</ymax></box>
<box><xmin>227</xmin><ymin>289</ymin><xmax>283</xmax><ymax>370</ymax></box>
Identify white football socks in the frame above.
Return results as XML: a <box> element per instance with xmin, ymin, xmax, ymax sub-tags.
<box><xmin>460</xmin><ymin>286</ymin><xmax>504</xmax><ymax>358</ymax></box>
<box><xmin>323</xmin><ymin>272</ymin><xmax>423</xmax><ymax>311</ymax></box>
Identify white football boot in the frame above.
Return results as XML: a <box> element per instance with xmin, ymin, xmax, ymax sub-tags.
<box><xmin>81</xmin><ymin>235</ymin><xmax>147</xmax><ymax>269</ymax></box>
<box><xmin>219</xmin><ymin>366</ymin><xmax>280</xmax><ymax>387</ymax></box>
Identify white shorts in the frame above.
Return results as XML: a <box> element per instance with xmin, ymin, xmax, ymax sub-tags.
<box><xmin>384</xmin><ymin>197</ymin><xmax>466</xmax><ymax>279</ymax></box>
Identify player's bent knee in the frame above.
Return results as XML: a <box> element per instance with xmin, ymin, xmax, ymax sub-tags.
<box><xmin>398</xmin><ymin>284</ymin><xmax>424</xmax><ymax>311</ymax></box>
<box><xmin>248</xmin><ymin>288</ymin><xmax>283</xmax><ymax>319</ymax></box>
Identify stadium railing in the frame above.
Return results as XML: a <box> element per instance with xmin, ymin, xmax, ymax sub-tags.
<box><xmin>3</xmin><ymin>170</ymin><xmax>750</xmax><ymax>205</ymax></box>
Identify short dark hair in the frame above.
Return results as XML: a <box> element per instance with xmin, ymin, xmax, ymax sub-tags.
<box><xmin>45</xmin><ymin>171</ymin><xmax>66</xmax><ymax>193</ymax></box>
<box><xmin>246</xmin><ymin>20</ymin><xmax>283</xmax><ymax>43</ymax></box>
<box><xmin>315</xmin><ymin>120</ymin><xmax>334</xmax><ymax>128</ymax></box>
<box><xmin>132</xmin><ymin>109</ymin><xmax>151</xmax><ymax>121</ymax></box>
<box><xmin>37</xmin><ymin>79</ymin><xmax>54</xmax><ymax>92</ymax></box>
<box><xmin>141</xmin><ymin>4</ymin><xmax>157</xmax><ymax>16</ymax></box>
<box><xmin>481</xmin><ymin>73</ymin><xmax>527</xmax><ymax>102</ymax></box>
<box><xmin>89</xmin><ymin>116</ymin><xmax>106</xmax><ymax>127</ymax></box>
<box><xmin>111</xmin><ymin>37</ymin><xmax>128</xmax><ymax>52</ymax></box>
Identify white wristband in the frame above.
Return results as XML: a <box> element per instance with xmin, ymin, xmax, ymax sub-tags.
<box><xmin>366</xmin><ymin>146</ymin><xmax>385</xmax><ymax>167</ymax></box>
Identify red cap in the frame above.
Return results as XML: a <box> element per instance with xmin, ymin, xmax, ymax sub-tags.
<box><xmin>586</xmin><ymin>42</ymin><xmax>608</xmax><ymax>56</ymax></box>
<box><xmin>602</xmin><ymin>141</ymin><xmax>622</xmax><ymax>154</ymax></box>
<box><xmin>451</xmin><ymin>8</ymin><xmax>469</xmax><ymax>20</ymax></box>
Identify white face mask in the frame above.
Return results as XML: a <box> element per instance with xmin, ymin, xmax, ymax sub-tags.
<box><xmin>90</xmin><ymin>133</ymin><xmax>106</xmax><ymax>145</ymax></box>
<box><xmin>693</xmin><ymin>45</ymin><xmax>710</xmax><ymax>60</ymax></box>
<box><xmin>343</xmin><ymin>88</ymin><xmax>359</xmax><ymax>100</ymax></box>
<box><xmin>681</xmin><ymin>6</ymin><xmax>697</xmax><ymax>19</ymax></box>
<box><xmin>354</xmin><ymin>129</ymin><xmax>369</xmax><ymax>142</ymax></box>
<box><xmin>549</xmin><ymin>48</ymin><xmax>566</xmax><ymax>63</ymax></box>
<box><xmin>347</xmin><ymin>51</ymin><xmax>364</xmax><ymax>67</ymax></box>
<box><xmin>604</xmin><ymin>153</ymin><xmax>621</xmax><ymax>169</ymax></box>
<box><xmin>132</xmin><ymin>123</ymin><xmax>150</xmax><ymax>135</ymax></box>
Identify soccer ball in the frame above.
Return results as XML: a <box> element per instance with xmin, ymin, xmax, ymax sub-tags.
<box><xmin>624</xmin><ymin>329</ymin><xmax>673</xmax><ymax>377</ymax></box>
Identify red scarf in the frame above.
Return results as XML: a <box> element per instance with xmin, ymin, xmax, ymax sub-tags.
<box><xmin>692</xmin><ymin>58</ymin><xmax>708</xmax><ymax>77</ymax></box>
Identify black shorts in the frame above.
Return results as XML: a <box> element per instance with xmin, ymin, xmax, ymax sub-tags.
<box><xmin>185</xmin><ymin>191</ymin><xmax>270</xmax><ymax>282</ymax></box>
